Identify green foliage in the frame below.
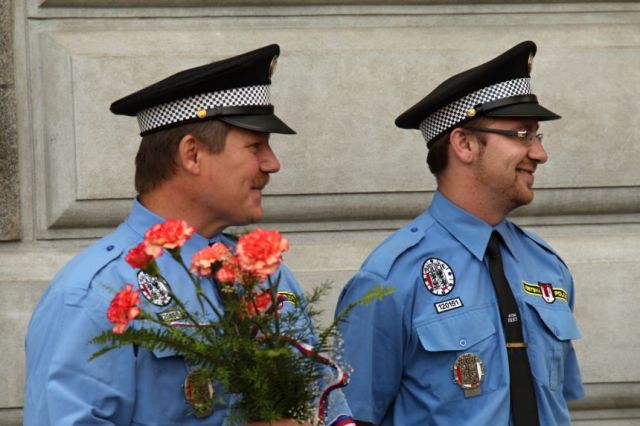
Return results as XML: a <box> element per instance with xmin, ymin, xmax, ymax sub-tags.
<box><xmin>91</xmin><ymin>252</ymin><xmax>392</xmax><ymax>424</ymax></box>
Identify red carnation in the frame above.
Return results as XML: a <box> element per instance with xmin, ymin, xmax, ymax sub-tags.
<box><xmin>125</xmin><ymin>242</ymin><xmax>158</xmax><ymax>269</ymax></box>
<box><xmin>144</xmin><ymin>219</ymin><xmax>194</xmax><ymax>254</ymax></box>
<box><xmin>242</xmin><ymin>290</ymin><xmax>274</xmax><ymax>318</ymax></box>
<box><xmin>107</xmin><ymin>284</ymin><xmax>141</xmax><ymax>334</ymax></box>
<box><xmin>236</xmin><ymin>229</ymin><xmax>289</xmax><ymax>279</ymax></box>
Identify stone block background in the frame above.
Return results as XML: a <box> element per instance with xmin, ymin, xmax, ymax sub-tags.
<box><xmin>1</xmin><ymin>0</ymin><xmax>639</xmax><ymax>423</ymax></box>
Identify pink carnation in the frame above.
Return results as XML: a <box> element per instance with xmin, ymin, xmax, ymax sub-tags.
<box><xmin>190</xmin><ymin>243</ymin><xmax>232</xmax><ymax>277</ymax></box>
<box><xmin>216</xmin><ymin>257</ymin><xmax>240</xmax><ymax>284</ymax></box>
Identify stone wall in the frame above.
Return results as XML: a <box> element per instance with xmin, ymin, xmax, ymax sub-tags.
<box><xmin>2</xmin><ymin>0</ymin><xmax>640</xmax><ymax>423</ymax></box>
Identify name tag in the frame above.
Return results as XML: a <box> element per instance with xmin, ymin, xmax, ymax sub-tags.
<box><xmin>434</xmin><ymin>297</ymin><xmax>463</xmax><ymax>314</ymax></box>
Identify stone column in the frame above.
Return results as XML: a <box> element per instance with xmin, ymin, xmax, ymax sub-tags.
<box><xmin>0</xmin><ymin>0</ymin><xmax>20</xmax><ymax>241</ymax></box>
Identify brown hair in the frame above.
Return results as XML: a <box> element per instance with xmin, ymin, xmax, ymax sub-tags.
<box><xmin>426</xmin><ymin>117</ymin><xmax>492</xmax><ymax>176</ymax></box>
<box><xmin>134</xmin><ymin>120</ymin><xmax>229</xmax><ymax>194</ymax></box>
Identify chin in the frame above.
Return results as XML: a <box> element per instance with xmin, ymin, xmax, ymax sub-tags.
<box><xmin>249</xmin><ymin>209</ymin><xmax>264</xmax><ymax>224</ymax></box>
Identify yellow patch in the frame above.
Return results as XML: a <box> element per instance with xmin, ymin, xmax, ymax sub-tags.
<box><xmin>522</xmin><ymin>281</ymin><xmax>568</xmax><ymax>303</ymax></box>
<box><xmin>277</xmin><ymin>291</ymin><xmax>298</xmax><ymax>306</ymax></box>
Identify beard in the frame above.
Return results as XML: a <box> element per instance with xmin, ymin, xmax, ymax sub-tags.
<box><xmin>475</xmin><ymin>154</ymin><xmax>535</xmax><ymax>214</ymax></box>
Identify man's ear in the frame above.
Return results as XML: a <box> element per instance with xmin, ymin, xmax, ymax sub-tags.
<box><xmin>176</xmin><ymin>134</ymin><xmax>202</xmax><ymax>175</ymax></box>
<box><xmin>449</xmin><ymin>127</ymin><xmax>477</xmax><ymax>165</ymax></box>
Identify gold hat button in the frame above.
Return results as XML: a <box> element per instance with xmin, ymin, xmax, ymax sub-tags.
<box><xmin>467</xmin><ymin>107</ymin><xmax>477</xmax><ymax>118</ymax></box>
<box><xmin>196</xmin><ymin>108</ymin><xmax>207</xmax><ymax>119</ymax></box>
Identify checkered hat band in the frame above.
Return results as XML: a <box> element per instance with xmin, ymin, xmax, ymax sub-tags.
<box><xmin>419</xmin><ymin>78</ymin><xmax>532</xmax><ymax>145</ymax></box>
<box><xmin>137</xmin><ymin>85</ymin><xmax>271</xmax><ymax>133</ymax></box>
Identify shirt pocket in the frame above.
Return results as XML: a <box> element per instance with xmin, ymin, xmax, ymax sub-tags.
<box><xmin>415</xmin><ymin>307</ymin><xmax>505</xmax><ymax>402</ymax></box>
<box><xmin>524</xmin><ymin>301</ymin><xmax>581</xmax><ymax>391</ymax></box>
<box><xmin>131</xmin><ymin>346</ymin><xmax>193</xmax><ymax>422</ymax></box>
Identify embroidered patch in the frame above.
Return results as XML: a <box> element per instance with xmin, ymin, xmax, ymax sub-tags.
<box><xmin>522</xmin><ymin>280</ymin><xmax>568</xmax><ymax>303</ymax></box>
<box><xmin>422</xmin><ymin>258</ymin><xmax>455</xmax><ymax>296</ymax></box>
<box><xmin>434</xmin><ymin>297</ymin><xmax>464</xmax><ymax>314</ymax></box>
<box><xmin>137</xmin><ymin>270</ymin><xmax>172</xmax><ymax>306</ymax></box>
<box><xmin>276</xmin><ymin>291</ymin><xmax>298</xmax><ymax>308</ymax></box>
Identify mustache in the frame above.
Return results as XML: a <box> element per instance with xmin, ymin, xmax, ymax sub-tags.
<box><xmin>252</xmin><ymin>174</ymin><xmax>270</xmax><ymax>189</ymax></box>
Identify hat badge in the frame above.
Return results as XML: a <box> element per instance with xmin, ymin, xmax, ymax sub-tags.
<box><xmin>269</xmin><ymin>54</ymin><xmax>279</xmax><ymax>77</ymax></box>
<box><xmin>466</xmin><ymin>107</ymin><xmax>477</xmax><ymax>118</ymax></box>
<box><xmin>527</xmin><ymin>53</ymin><xmax>534</xmax><ymax>74</ymax></box>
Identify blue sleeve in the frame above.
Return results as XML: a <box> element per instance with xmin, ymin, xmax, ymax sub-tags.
<box><xmin>335</xmin><ymin>270</ymin><xmax>404</xmax><ymax>424</ymax></box>
<box><xmin>24</xmin><ymin>285</ymin><xmax>136</xmax><ymax>425</ymax></box>
<box><xmin>562</xmin><ymin>270</ymin><xmax>585</xmax><ymax>401</ymax></box>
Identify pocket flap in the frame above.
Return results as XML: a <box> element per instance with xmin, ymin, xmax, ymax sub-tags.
<box><xmin>526</xmin><ymin>301</ymin><xmax>581</xmax><ymax>341</ymax></box>
<box><xmin>151</xmin><ymin>346</ymin><xmax>179</xmax><ymax>358</ymax></box>
<box><xmin>417</xmin><ymin>309</ymin><xmax>496</xmax><ymax>352</ymax></box>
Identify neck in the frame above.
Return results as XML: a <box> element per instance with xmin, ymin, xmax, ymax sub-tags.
<box><xmin>437</xmin><ymin>173</ymin><xmax>508</xmax><ymax>226</ymax></box>
<box><xmin>139</xmin><ymin>182</ymin><xmax>226</xmax><ymax>238</ymax></box>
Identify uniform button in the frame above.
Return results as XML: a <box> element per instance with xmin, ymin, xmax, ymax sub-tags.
<box><xmin>106</xmin><ymin>245</ymin><xmax>114</xmax><ymax>251</ymax></box>
<box><xmin>554</xmin><ymin>328</ymin><xmax>560</xmax><ymax>336</ymax></box>
<box><xmin>411</xmin><ymin>227</ymin><xmax>418</xmax><ymax>232</ymax></box>
<box><xmin>459</xmin><ymin>339</ymin><xmax>467</xmax><ymax>347</ymax></box>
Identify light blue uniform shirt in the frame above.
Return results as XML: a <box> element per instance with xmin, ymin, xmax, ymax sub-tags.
<box><xmin>25</xmin><ymin>199</ymin><xmax>351</xmax><ymax>425</ymax></box>
<box><xmin>336</xmin><ymin>191</ymin><xmax>584</xmax><ymax>425</ymax></box>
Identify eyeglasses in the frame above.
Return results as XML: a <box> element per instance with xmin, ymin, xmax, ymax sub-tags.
<box><xmin>466</xmin><ymin>127</ymin><xmax>543</xmax><ymax>145</ymax></box>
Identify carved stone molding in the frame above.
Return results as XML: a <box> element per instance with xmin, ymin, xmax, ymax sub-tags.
<box><xmin>27</xmin><ymin>18</ymin><xmax>640</xmax><ymax>238</ymax></box>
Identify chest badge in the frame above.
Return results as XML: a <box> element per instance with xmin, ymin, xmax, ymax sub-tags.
<box><xmin>452</xmin><ymin>352</ymin><xmax>485</xmax><ymax>398</ymax></box>
<box><xmin>183</xmin><ymin>368</ymin><xmax>215</xmax><ymax>418</ymax></box>
<box><xmin>137</xmin><ymin>270</ymin><xmax>173</xmax><ymax>306</ymax></box>
<box><xmin>422</xmin><ymin>258</ymin><xmax>455</xmax><ymax>296</ymax></box>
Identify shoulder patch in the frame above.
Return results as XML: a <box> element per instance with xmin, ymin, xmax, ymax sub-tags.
<box><xmin>362</xmin><ymin>215</ymin><xmax>436</xmax><ymax>279</ymax></box>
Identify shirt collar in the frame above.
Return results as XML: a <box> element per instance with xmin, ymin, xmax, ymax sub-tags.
<box><xmin>124</xmin><ymin>198</ymin><xmax>214</xmax><ymax>249</ymax></box>
<box><xmin>428</xmin><ymin>191</ymin><xmax>518</xmax><ymax>261</ymax></box>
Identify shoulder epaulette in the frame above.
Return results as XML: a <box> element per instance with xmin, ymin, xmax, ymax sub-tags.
<box><xmin>519</xmin><ymin>226</ymin><xmax>568</xmax><ymax>268</ymax></box>
<box><xmin>362</xmin><ymin>214</ymin><xmax>436</xmax><ymax>279</ymax></box>
<box><xmin>54</xmin><ymin>234</ymin><xmax>126</xmax><ymax>289</ymax></box>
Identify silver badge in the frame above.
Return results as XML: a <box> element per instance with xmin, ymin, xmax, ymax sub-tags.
<box><xmin>184</xmin><ymin>368</ymin><xmax>215</xmax><ymax>418</ymax></box>
<box><xmin>422</xmin><ymin>258</ymin><xmax>455</xmax><ymax>296</ymax></box>
<box><xmin>453</xmin><ymin>352</ymin><xmax>485</xmax><ymax>398</ymax></box>
<box><xmin>137</xmin><ymin>270</ymin><xmax>172</xmax><ymax>306</ymax></box>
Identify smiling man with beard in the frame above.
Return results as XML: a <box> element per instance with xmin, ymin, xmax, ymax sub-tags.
<box><xmin>24</xmin><ymin>44</ymin><xmax>354</xmax><ymax>426</ymax></box>
<box><xmin>336</xmin><ymin>41</ymin><xmax>584</xmax><ymax>426</ymax></box>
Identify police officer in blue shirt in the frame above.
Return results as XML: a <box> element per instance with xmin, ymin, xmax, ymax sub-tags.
<box><xmin>25</xmin><ymin>44</ymin><xmax>354</xmax><ymax>426</ymax></box>
<box><xmin>336</xmin><ymin>41</ymin><xmax>584</xmax><ymax>426</ymax></box>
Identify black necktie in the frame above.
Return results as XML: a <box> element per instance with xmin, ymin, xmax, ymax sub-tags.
<box><xmin>486</xmin><ymin>231</ymin><xmax>540</xmax><ymax>426</ymax></box>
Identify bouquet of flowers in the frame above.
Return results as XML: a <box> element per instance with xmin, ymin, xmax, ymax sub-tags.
<box><xmin>90</xmin><ymin>219</ymin><xmax>391</xmax><ymax>425</ymax></box>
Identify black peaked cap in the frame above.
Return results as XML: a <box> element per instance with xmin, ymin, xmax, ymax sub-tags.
<box><xmin>395</xmin><ymin>41</ymin><xmax>560</xmax><ymax>147</ymax></box>
<box><xmin>111</xmin><ymin>44</ymin><xmax>295</xmax><ymax>136</ymax></box>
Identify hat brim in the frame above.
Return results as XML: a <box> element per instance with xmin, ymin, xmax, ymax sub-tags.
<box><xmin>483</xmin><ymin>102</ymin><xmax>561</xmax><ymax>121</ymax></box>
<box><xmin>219</xmin><ymin>113</ymin><xmax>296</xmax><ymax>135</ymax></box>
